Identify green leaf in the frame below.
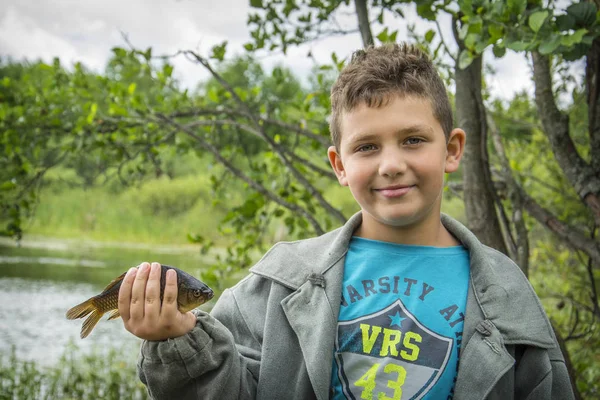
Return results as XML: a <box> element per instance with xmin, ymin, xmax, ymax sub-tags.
<box><xmin>488</xmin><ymin>24</ymin><xmax>504</xmax><ymax>42</ymax></box>
<box><xmin>0</xmin><ymin>181</ymin><xmax>17</xmax><ymax>191</ymax></box>
<box><xmin>458</xmin><ymin>23</ymin><xmax>470</xmax><ymax>40</ymax></box>
<box><xmin>467</xmin><ymin>16</ymin><xmax>483</xmax><ymax>34</ymax></box>
<box><xmin>505</xmin><ymin>40</ymin><xmax>529</xmax><ymax>51</ymax></box>
<box><xmin>416</xmin><ymin>3</ymin><xmax>436</xmax><ymax>21</ymax></box>
<box><xmin>465</xmin><ymin>33</ymin><xmax>479</xmax><ymax>50</ymax></box>
<box><xmin>425</xmin><ymin>29</ymin><xmax>436</xmax><ymax>43</ymax></box>
<box><xmin>556</xmin><ymin>14</ymin><xmax>576</xmax><ymax>31</ymax></box>
<box><xmin>528</xmin><ymin>11</ymin><xmax>548</xmax><ymax>33</ymax></box>
<box><xmin>377</xmin><ymin>27</ymin><xmax>389</xmax><ymax>42</ymax></box>
<box><xmin>492</xmin><ymin>44</ymin><xmax>506</xmax><ymax>58</ymax></box>
<box><xmin>561</xmin><ymin>28</ymin><xmax>588</xmax><ymax>47</ymax></box>
<box><xmin>458</xmin><ymin>50</ymin><xmax>474</xmax><ymax>70</ymax></box>
<box><xmin>163</xmin><ymin>64</ymin><xmax>173</xmax><ymax>78</ymax></box>
<box><xmin>86</xmin><ymin>103</ymin><xmax>97</xmax><ymax>124</ymax></box>
<box><xmin>567</xmin><ymin>2</ymin><xmax>597</xmax><ymax>27</ymax></box>
<box><xmin>210</xmin><ymin>41</ymin><xmax>228</xmax><ymax>61</ymax></box>
<box><xmin>250</xmin><ymin>0</ymin><xmax>263</xmax><ymax>8</ymax></box>
<box><xmin>460</xmin><ymin>0</ymin><xmax>474</xmax><ymax>17</ymax></box>
<box><xmin>128</xmin><ymin>83</ymin><xmax>137</xmax><ymax>95</ymax></box>
<box><xmin>111</xmin><ymin>47</ymin><xmax>127</xmax><ymax>58</ymax></box>
<box><xmin>507</xmin><ymin>0</ymin><xmax>526</xmax><ymax>15</ymax></box>
<box><xmin>538</xmin><ymin>34</ymin><xmax>562</xmax><ymax>55</ymax></box>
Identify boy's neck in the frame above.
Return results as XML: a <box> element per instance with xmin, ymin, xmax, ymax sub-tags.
<box><xmin>354</xmin><ymin>213</ymin><xmax>460</xmax><ymax>247</ymax></box>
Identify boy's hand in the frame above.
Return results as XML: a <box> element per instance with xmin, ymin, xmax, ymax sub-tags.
<box><xmin>118</xmin><ymin>262</ymin><xmax>197</xmax><ymax>341</ymax></box>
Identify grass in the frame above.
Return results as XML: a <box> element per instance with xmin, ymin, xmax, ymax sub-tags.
<box><xmin>0</xmin><ymin>344</ymin><xmax>148</xmax><ymax>400</ymax></box>
<box><xmin>24</xmin><ymin>175</ymin><xmax>230</xmax><ymax>245</ymax></box>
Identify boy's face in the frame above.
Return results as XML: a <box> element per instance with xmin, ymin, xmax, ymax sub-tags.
<box><xmin>328</xmin><ymin>95</ymin><xmax>464</xmax><ymax>238</ymax></box>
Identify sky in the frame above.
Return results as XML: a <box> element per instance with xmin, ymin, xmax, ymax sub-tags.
<box><xmin>0</xmin><ymin>0</ymin><xmax>549</xmax><ymax>101</ymax></box>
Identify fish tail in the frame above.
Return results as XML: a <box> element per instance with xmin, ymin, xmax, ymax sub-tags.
<box><xmin>65</xmin><ymin>298</ymin><xmax>96</xmax><ymax>320</ymax></box>
<box><xmin>80</xmin><ymin>309</ymin><xmax>104</xmax><ymax>338</ymax></box>
<box><xmin>107</xmin><ymin>309</ymin><xmax>121</xmax><ymax>320</ymax></box>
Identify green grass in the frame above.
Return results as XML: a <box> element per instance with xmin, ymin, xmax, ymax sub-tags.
<box><xmin>0</xmin><ymin>344</ymin><xmax>148</xmax><ymax>400</ymax></box>
<box><xmin>25</xmin><ymin>175</ymin><xmax>230</xmax><ymax>245</ymax></box>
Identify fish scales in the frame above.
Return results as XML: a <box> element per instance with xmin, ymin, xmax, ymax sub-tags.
<box><xmin>66</xmin><ymin>264</ymin><xmax>213</xmax><ymax>338</ymax></box>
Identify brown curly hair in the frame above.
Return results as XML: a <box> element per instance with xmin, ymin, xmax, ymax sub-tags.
<box><xmin>329</xmin><ymin>43</ymin><xmax>453</xmax><ymax>149</ymax></box>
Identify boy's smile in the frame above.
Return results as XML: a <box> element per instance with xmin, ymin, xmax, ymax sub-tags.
<box><xmin>328</xmin><ymin>95</ymin><xmax>465</xmax><ymax>245</ymax></box>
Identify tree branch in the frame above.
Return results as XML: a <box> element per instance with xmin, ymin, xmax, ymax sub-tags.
<box><xmin>518</xmin><ymin>184</ymin><xmax>600</xmax><ymax>266</ymax></box>
<box><xmin>531</xmin><ymin>51</ymin><xmax>600</xmax><ymax>225</ymax></box>
<box><xmin>157</xmin><ymin>114</ymin><xmax>327</xmax><ymax>235</ymax></box>
<box><xmin>489</xmin><ymin>115</ymin><xmax>530</xmax><ymax>275</ymax></box>
<box><xmin>586</xmin><ymin>38</ymin><xmax>600</xmax><ymax>173</ymax></box>
<box><xmin>183</xmin><ymin>119</ymin><xmax>336</xmax><ymax>180</ymax></box>
<box><xmin>354</xmin><ymin>0</ymin><xmax>374</xmax><ymax>47</ymax></box>
<box><xmin>184</xmin><ymin>50</ymin><xmax>346</xmax><ymax>224</ymax></box>
<box><xmin>169</xmin><ymin>108</ymin><xmax>331</xmax><ymax>147</ymax></box>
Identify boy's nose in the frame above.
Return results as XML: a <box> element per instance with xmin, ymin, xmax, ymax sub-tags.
<box><xmin>378</xmin><ymin>150</ymin><xmax>407</xmax><ymax>177</ymax></box>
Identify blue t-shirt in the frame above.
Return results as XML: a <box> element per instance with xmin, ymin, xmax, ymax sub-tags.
<box><xmin>331</xmin><ymin>237</ymin><xmax>470</xmax><ymax>400</ymax></box>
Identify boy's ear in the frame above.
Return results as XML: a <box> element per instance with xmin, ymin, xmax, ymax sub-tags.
<box><xmin>445</xmin><ymin>128</ymin><xmax>466</xmax><ymax>173</ymax></box>
<box><xmin>328</xmin><ymin>146</ymin><xmax>349</xmax><ymax>186</ymax></box>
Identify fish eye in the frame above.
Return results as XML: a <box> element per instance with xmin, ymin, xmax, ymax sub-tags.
<box><xmin>193</xmin><ymin>289</ymin><xmax>202</xmax><ymax>297</ymax></box>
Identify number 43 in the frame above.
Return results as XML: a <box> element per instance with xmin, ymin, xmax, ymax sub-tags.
<box><xmin>355</xmin><ymin>362</ymin><xmax>407</xmax><ymax>400</ymax></box>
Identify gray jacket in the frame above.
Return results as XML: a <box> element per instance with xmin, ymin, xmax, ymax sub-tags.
<box><xmin>137</xmin><ymin>213</ymin><xmax>575</xmax><ymax>400</ymax></box>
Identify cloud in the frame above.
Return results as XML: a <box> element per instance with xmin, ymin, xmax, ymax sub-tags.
<box><xmin>0</xmin><ymin>0</ymin><xmax>538</xmax><ymax>101</ymax></box>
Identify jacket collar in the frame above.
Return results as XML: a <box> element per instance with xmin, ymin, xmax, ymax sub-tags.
<box><xmin>251</xmin><ymin>212</ymin><xmax>554</xmax><ymax>348</ymax></box>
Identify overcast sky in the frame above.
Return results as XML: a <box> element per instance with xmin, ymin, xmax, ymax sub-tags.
<box><xmin>0</xmin><ymin>0</ymin><xmax>546</xmax><ymax>100</ymax></box>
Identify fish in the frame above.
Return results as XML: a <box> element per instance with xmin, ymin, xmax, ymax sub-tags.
<box><xmin>66</xmin><ymin>264</ymin><xmax>214</xmax><ymax>338</ymax></box>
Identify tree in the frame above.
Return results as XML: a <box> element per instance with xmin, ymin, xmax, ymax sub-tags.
<box><xmin>2</xmin><ymin>0</ymin><xmax>599</xmax><ymax>395</ymax></box>
<box><xmin>244</xmin><ymin>0</ymin><xmax>597</xmax><ymax>395</ymax></box>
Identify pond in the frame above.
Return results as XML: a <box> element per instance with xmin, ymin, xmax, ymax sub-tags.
<box><xmin>0</xmin><ymin>236</ymin><xmax>215</xmax><ymax>366</ymax></box>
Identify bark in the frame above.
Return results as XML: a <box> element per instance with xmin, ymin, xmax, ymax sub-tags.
<box><xmin>453</xmin><ymin>22</ymin><xmax>508</xmax><ymax>254</ymax></box>
<box><xmin>552</xmin><ymin>323</ymin><xmax>583</xmax><ymax>400</ymax></box>
<box><xmin>531</xmin><ymin>51</ymin><xmax>600</xmax><ymax>226</ymax></box>
<box><xmin>489</xmin><ymin>116</ymin><xmax>530</xmax><ymax>276</ymax></box>
<box><xmin>586</xmin><ymin>38</ymin><xmax>600</xmax><ymax>174</ymax></box>
<box><xmin>354</xmin><ymin>0</ymin><xmax>374</xmax><ymax>47</ymax></box>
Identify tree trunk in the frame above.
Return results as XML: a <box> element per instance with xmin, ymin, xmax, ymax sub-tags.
<box><xmin>454</xmin><ymin>54</ymin><xmax>508</xmax><ymax>254</ymax></box>
<box><xmin>353</xmin><ymin>0</ymin><xmax>374</xmax><ymax>47</ymax></box>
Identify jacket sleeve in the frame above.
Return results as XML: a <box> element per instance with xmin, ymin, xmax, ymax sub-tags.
<box><xmin>514</xmin><ymin>344</ymin><xmax>575</xmax><ymax>400</ymax></box>
<box><xmin>137</xmin><ymin>288</ymin><xmax>261</xmax><ymax>400</ymax></box>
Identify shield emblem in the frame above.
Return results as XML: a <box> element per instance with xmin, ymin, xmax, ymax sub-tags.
<box><xmin>334</xmin><ymin>299</ymin><xmax>453</xmax><ymax>400</ymax></box>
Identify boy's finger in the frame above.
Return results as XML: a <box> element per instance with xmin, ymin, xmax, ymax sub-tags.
<box><xmin>144</xmin><ymin>263</ymin><xmax>162</xmax><ymax>322</ymax></box>
<box><xmin>161</xmin><ymin>269</ymin><xmax>178</xmax><ymax>317</ymax></box>
<box><xmin>130</xmin><ymin>262</ymin><xmax>150</xmax><ymax>321</ymax></box>
<box><xmin>118</xmin><ymin>267</ymin><xmax>137</xmax><ymax>322</ymax></box>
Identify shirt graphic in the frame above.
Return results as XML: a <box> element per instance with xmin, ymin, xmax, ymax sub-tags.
<box><xmin>331</xmin><ymin>237</ymin><xmax>470</xmax><ymax>400</ymax></box>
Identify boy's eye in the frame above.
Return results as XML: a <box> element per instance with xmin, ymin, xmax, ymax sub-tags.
<box><xmin>405</xmin><ymin>137</ymin><xmax>423</xmax><ymax>145</ymax></box>
<box><xmin>357</xmin><ymin>144</ymin><xmax>377</xmax><ymax>152</ymax></box>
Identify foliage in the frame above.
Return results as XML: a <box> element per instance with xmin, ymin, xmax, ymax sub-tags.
<box><xmin>455</xmin><ymin>0</ymin><xmax>600</xmax><ymax>67</ymax></box>
<box><xmin>3</xmin><ymin>0</ymin><xmax>600</xmax><ymax>397</ymax></box>
<box><xmin>26</xmin><ymin>172</ymin><xmax>230</xmax><ymax>245</ymax></box>
<box><xmin>0</xmin><ymin>344</ymin><xmax>147</xmax><ymax>400</ymax></box>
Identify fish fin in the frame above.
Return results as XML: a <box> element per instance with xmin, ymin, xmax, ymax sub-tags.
<box><xmin>102</xmin><ymin>271</ymin><xmax>127</xmax><ymax>292</ymax></box>
<box><xmin>65</xmin><ymin>298</ymin><xmax>95</xmax><ymax>320</ymax></box>
<box><xmin>80</xmin><ymin>309</ymin><xmax>104</xmax><ymax>339</ymax></box>
<box><xmin>107</xmin><ymin>309</ymin><xmax>121</xmax><ymax>320</ymax></box>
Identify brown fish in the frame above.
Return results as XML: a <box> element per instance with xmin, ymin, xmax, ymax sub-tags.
<box><xmin>66</xmin><ymin>264</ymin><xmax>214</xmax><ymax>338</ymax></box>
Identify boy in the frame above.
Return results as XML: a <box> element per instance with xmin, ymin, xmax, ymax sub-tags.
<box><xmin>118</xmin><ymin>43</ymin><xmax>574</xmax><ymax>399</ymax></box>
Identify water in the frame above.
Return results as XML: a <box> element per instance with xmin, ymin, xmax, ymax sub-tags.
<box><xmin>0</xmin><ymin>237</ymin><xmax>214</xmax><ymax>366</ymax></box>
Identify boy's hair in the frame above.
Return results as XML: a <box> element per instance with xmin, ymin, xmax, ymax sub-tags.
<box><xmin>329</xmin><ymin>43</ymin><xmax>453</xmax><ymax>149</ymax></box>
